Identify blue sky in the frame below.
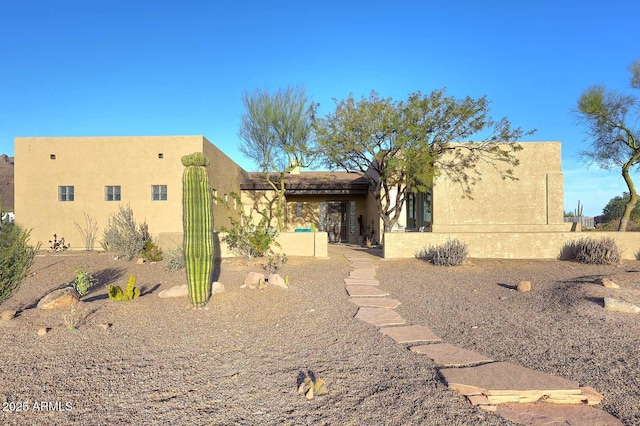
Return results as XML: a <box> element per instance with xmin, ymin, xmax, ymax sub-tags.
<box><xmin>1</xmin><ymin>0</ymin><xmax>638</xmax><ymax>216</ymax></box>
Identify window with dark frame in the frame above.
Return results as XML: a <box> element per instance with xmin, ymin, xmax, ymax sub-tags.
<box><xmin>105</xmin><ymin>185</ymin><xmax>121</xmax><ymax>201</ymax></box>
<box><xmin>58</xmin><ymin>186</ymin><xmax>74</xmax><ymax>202</ymax></box>
<box><xmin>151</xmin><ymin>185</ymin><xmax>167</xmax><ymax>201</ymax></box>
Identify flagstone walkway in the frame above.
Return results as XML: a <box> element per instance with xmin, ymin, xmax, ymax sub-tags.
<box><xmin>340</xmin><ymin>248</ymin><xmax>622</xmax><ymax>426</ymax></box>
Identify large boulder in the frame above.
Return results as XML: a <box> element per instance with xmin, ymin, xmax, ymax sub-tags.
<box><xmin>37</xmin><ymin>287</ymin><xmax>80</xmax><ymax>310</ymax></box>
<box><xmin>158</xmin><ymin>284</ymin><xmax>188</xmax><ymax>298</ymax></box>
<box><xmin>211</xmin><ymin>281</ymin><xmax>225</xmax><ymax>295</ymax></box>
<box><xmin>243</xmin><ymin>272</ymin><xmax>265</xmax><ymax>289</ymax></box>
<box><xmin>604</xmin><ymin>297</ymin><xmax>640</xmax><ymax>313</ymax></box>
<box><xmin>268</xmin><ymin>274</ymin><xmax>288</xmax><ymax>289</ymax></box>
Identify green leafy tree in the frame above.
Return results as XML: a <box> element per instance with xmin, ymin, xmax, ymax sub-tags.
<box><xmin>238</xmin><ymin>86</ymin><xmax>317</xmax><ymax>231</ymax></box>
<box><xmin>601</xmin><ymin>192</ymin><xmax>640</xmax><ymax>223</ymax></box>
<box><xmin>314</xmin><ymin>90</ymin><xmax>530</xmax><ymax>232</ymax></box>
<box><xmin>577</xmin><ymin>60</ymin><xmax>640</xmax><ymax>231</ymax></box>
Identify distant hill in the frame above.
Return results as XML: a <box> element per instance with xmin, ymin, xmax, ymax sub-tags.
<box><xmin>0</xmin><ymin>154</ymin><xmax>14</xmax><ymax>211</ymax></box>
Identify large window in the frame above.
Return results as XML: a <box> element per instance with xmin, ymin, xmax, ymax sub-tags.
<box><xmin>105</xmin><ymin>185</ymin><xmax>121</xmax><ymax>201</ymax></box>
<box><xmin>406</xmin><ymin>190</ymin><xmax>432</xmax><ymax>230</ymax></box>
<box><xmin>58</xmin><ymin>186</ymin><xmax>74</xmax><ymax>202</ymax></box>
<box><xmin>151</xmin><ymin>185</ymin><xmax>167</xmax><ymax>201</ymax></box>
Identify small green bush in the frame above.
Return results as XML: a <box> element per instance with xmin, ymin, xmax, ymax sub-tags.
<box><xmin>164</xmin><ymin>244</ymin><xmax>185</xmax><ymax>271</ymax></box>
<box><xmin>217</xmin><ymin>192</ymin><xmax>279</xmax><ymax>258</ymax></box>
<box><xmin>0</xmin><ymin>224</ymin><xmax>40</xmax><ymax>304</ymax></box>
<box><xmin>71</xmin><ymin>266</ymin><xmax>97</xmax><ymax>296</ymax></box>
<box><xmin>573</xmin><ymin>237</ymin><xmax>620</xmax><ymax>265</ymax></box>
<box><xmin>142</xmin><ymin>240</ymin><xmax>163</xmax><ymax>262</ymax></box>
<box><xmin>417</xmin><ymin>238</ymin><xmax>468</xmax><ymax>266</ymax></box>
<box><xmin>101</xmin><ymin>205</ymin><xmax>150</xmax><ymax>261</ymax></box>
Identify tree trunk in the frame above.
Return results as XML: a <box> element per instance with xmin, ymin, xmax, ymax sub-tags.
<box><xmin>618</xmin><ymin>162</ymin><xmax>640</xmax><ymax>231</ymax></box>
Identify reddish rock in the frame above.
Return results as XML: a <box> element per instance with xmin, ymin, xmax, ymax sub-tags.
<box><xmin>0</xmin><ymin>310</ymin><xmax>16</xmax><ymax>321</ymax></box>
<box><xmin>268</xmin><ymin>274</ymin><xmax>287</xmax><ymax>289</ymax></box>
<box><xmin>37</xmin><ymin>287</ymin><xmax>80</xmax><ymax>310</ymax></box>
<box><xmin>243</xmin><ymin>272</ymin><xmax>265</xmax><ymax>289</ymax></box>
<box><xmin>517</xmin><ymin>281</ymin><xmax>532</xmax><ymax>292</ymax></box>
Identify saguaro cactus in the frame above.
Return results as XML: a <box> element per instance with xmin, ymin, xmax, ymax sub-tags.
<box><xmin>182</xmin><ymin>152</ymin><xmax>214</xmax><ymax>308</ymax></box>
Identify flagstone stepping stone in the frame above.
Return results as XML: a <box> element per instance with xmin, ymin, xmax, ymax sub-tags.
<box><xmin>350</xmin><ymin>262</ymin><xmax>377</xmax><ymax>269</ymax></box>
<box><xmin>497</xmin><ymin>403</ymin><xmax>623</xmax><ymax>425</ymax></box>
<box><xmin>410</xmin><ymin>343</ymin><xmax>493</xmax><ymax>366</ymax></box>
<box><xmin>344</xmin><ymin>278</ymin><xmax>380</xmax><ymax>286</ymax></box>
<box><xmin>439</xmin><ymin>362</ymin><xmax>584</xmax><ymax>405</ymax></box>
<box><xmin>349</xmin><ymin>269</ymin><xmax>377</xmax><ymax>279</ymax></box>
<box><xmin>346</xmin><ymin>286</ymin><xmax>389</xmax><ymax>297</ymax></box>
<box><xmin>349</xmin><ymin>298</ymin><xmax>401</xmax><ymax>308</ymax></box>
<box><xmin>354</xmin><ymin>307</ymin><xmax>406</xmax><ymax>326</ymax></box>
<box><xmin>380</xmin><ymin>325</ymin><xmax>442</xmax><ymax>343</ymax></box>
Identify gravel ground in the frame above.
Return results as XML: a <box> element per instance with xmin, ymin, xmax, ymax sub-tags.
<box><xmin>0</xmin><ymin>246</ymin><xmax>638</xmax><ymax>425</ymax></box>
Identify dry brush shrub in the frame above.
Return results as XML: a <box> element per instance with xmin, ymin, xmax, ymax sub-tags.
<box><xmin>417</xmin><ymin>238</ymin><xmax>468</xmax><ymax>266</ymax></box>
<box><xmin>573</xmin><ymin>237</ymin><xmax>621</xmax><ymax>265</ymax></box>
<box><xmin>164</xmin><ymin>244</ymin><xmax>185</xmax><ymax>271</ymax></box>
<box><xmin>101</xmin><ymin>205</ymin><xmax>150</xmax><ymax>261</ymax></box>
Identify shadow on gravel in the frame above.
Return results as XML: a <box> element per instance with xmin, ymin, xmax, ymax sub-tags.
<box><xmin>559</xmin><ymin>275</ymin><xmax>606</xmax><ymax>285</ymax></box>
<box><xmin>90</xmin><ymin>268</ymin><xmax>126</xmax><ymax>293</ymax></box>
<box><xmin>83</xmin><ymin>293</ymin><xmax>109</xmax><ymax>302</ymax></box>
<box><xmin>557</xmin><ymin>243</ymin><xmax>576</xmax><ymax>260</ymax></box>
<box><xmin>141</xmin><ymin>283</ymin><xmax>162</xmax><ymax>296</ymax></box>
<box><xmin>497</xmin><ymin>283</ymin><xmax>515</xmax><ymax>290</ymax></box>
<box><xmin>585</xmin><ymin>296</ymin><xmax>605</xmax><ymax>307</ymax></box>
<box><xmin>29</xmin><ymin>260</ymin><xmax>65</xmax><ymax>275</ymax></box>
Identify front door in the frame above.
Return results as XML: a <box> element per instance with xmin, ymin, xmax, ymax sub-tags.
<box><xmin>327</xmin><ymin>201</ymin><xmax>348</xmax><ymax>243</ymax></box>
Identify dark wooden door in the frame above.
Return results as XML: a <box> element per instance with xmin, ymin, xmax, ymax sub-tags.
<box><xmin>327</xmin><ymin>201</ymin><xmax>348</xmax><ymax>243</ymax></box>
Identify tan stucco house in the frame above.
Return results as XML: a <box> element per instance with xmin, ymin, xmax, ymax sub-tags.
<box><xmin>15</xmin><ymin>136</ymin><xmax>582</xmax><ymax>258</ymax></box>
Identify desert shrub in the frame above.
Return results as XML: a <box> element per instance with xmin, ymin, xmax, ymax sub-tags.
<box><xmin>263</xmin><ymin>252</ymin><xmax>288</xmax><ymax>275</ymax></box>
<box><xmin>417</xmin><ymin>238</ymin><xmax>468</xmax><ymax>266</ymax></box>
<box><xmin>74</xmin><ymin>213</ymin><xmax>99</xmax><ymax>251</ymax></box>
<box><xmin>142</xmin><ymin>240</ymin><xmax>163</xmax><ymax>262</ymax></box>
<box><xmin>573</xmin><ymin>237</ymin><xmax>620</xmax><ymax>265</ymax></box>
<box><xmin>164</xmin><ymin>244</ymin><xmax>185</xmax><ymax>271</ymax></box>
<box><xmin>0</xmin><ymin>224</ymin><xmax>40</xmax><ymax>304</ymax></box>
<box><xmin>101</xmin><ymin>205</ymin><xmax>150</xmax><ymax>261</ymax></box>
<box><xmin>71</xmin><ymin>266</ymin><xmax>97</xmax><ymax>296</ymax></box>
<box><xmin>217</xmin><ymin>192</ymin><xmax>279</xmax><ymax>258</ymax></box>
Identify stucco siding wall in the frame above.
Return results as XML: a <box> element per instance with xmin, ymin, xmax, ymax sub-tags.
<box><xmin>15</xmin><ymin>136</ymin><xmax>246</xmax><ymax>251</ymax></box>
<box><xmin>432</xmin><ymin>142</ymin><xmax>563</xmax><ymax>232</ymax></box>
<box><xmin>384</xmin><ymin>231</ymin><xmax>640</xmax><ymax>260</ymax></box>
<box><xmin>202</xmin><ymin>138</ymin><xmax>248</xmax><ymax>231</ymax></box>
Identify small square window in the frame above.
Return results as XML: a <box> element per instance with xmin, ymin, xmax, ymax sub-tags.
<box><xmin>152</xmin><ymin>185</ymin><xmax>167</xmax><ymax>201</ymax></box>
<box><xmin>50</xmin><ymin>154</ymin><xmax>56</xmax><ymax>160</ymax></box>
<box><xmin>58</xmin><ymin>186</ymin><xmax>74</xmax><ymax>201</ymax></box>
<box><xmin>105</xmin><ymin>185</ymin><xmax>121</xmax><ymax>201</ymax></box>
<box><xmin>158</xmin><ymin>153</ymin><xmax>164</xmax><ymax>159</ymax></box>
